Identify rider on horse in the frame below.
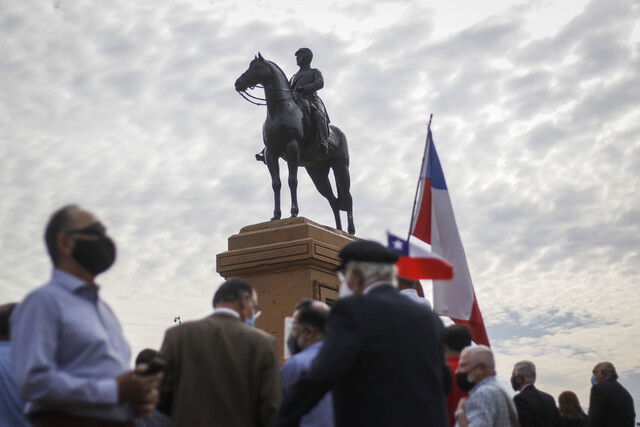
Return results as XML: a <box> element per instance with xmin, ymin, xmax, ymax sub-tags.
<box><xmin>255</xmin><ymin>48</ymin><xmax>330</xmax><ymax>163</ymax></box>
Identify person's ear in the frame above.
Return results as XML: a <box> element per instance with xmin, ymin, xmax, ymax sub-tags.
<box><xmin>351</xmin><ymin>268</ymin><xmax>365</xmax><ymax>292</ymax></box>
<box><xmin>57</xmin><ymin>233</ymin><xmax>74</xmax><ymax>258</ymax></box>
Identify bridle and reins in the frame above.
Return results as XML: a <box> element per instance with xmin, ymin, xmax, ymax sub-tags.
<box><xmin>237</xmin><ymin>85</ymin><xmax>293</xmax><ymax>106</ymax></box>
<box><xmin>236</xmin><ymin>62</ymin><xmax>294</xmax><ymax>106</ymax></box>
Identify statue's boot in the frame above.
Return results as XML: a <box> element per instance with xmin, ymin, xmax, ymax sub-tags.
<box><xmin>255</xmin><ymin>148</ymin><xmax>266</xmax><ymax>163</ymax></box>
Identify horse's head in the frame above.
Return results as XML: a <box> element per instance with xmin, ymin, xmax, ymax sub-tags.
<box><xmin>235</xmin><ymin>52</ymin><xmax>272</xmax><ymax>92</ymax></box>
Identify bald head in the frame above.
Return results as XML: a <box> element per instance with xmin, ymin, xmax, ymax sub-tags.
<box><xmin>461</xmin><ymin>345</ymin><xmax>495</xmax><ymax>372</ymax></box>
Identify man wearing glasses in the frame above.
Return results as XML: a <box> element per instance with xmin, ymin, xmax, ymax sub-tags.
<box><xmin>158</xmin><ymin>278</ymin><xmax>281</xmax><ymax>426</ymax></box>
<box><xmin>11</xmin><ymin>205</ymin><xmax>161</xmax><ymax>427</ymax></box>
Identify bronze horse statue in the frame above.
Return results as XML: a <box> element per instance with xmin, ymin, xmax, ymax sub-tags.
<box><xmin>235</xmin><ymin>53</ymin><xmax>355</xmax><ymax>235</ymax></box>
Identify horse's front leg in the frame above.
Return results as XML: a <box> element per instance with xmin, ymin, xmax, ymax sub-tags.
<box><xmin>286</xmin><ymin>140</ymin><xmax>300</xmax><ymax>217</ymax></box>
<box><xmin>266</xmin><ymin>150</ymin><xmax>281</xmax><ymax>221</ymax></box>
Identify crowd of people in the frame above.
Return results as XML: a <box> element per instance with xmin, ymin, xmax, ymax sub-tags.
<box><xmin>0</xmin><ymin>204</ymin><xmax>637</xmax><ymax>427</ymax></box>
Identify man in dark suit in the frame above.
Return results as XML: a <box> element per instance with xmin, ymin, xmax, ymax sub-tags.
<box><xmin>511</xmin><ymin>360</ymin><xmax>562</xmax><ymax>427</ymax></box>
<box><xmin>587</xmin><ymin>361</ymin><xmax>635</xmax><ymax>427</ymax></box>
<box><xmin>276</xmin><ymin>240</ymin><xmax>449</xmax><ymax>427</ymax></box>
<box><xmin>158</xmin><ymin>278</ymin><xmax>281</xmax><ymax>426</ymax></box>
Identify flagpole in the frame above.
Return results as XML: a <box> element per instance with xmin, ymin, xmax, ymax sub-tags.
<box><xmin>407</xmin><ymin>114</ymin><xmax>433</xmax><ymax>242</ymax></box>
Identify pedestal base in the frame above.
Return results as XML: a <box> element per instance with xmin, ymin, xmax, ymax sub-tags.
<box><xmin>216</xmin><ymin>217</ymin><xmax>355</xmax><ymax>361</ymax></box>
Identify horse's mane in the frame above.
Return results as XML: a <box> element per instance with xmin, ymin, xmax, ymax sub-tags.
<box><xmin>267</xmin><ymin>60</ymin><xmax>290</xmax><ymax>87</ymax></box>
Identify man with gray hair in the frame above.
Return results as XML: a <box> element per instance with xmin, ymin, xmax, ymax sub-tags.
<box><xmin>588</xmin><ymin>361</ymin><xmax>635</xmax><ymax>426</ymax></box>
<box><xmin>510</xmin><ymin>360</ymin><xmax>562</xmax><ymax>427</ymax></box>
<box><xmin>159</xmin><ymin>278</ymin><xmax>281</xmax><ymax>426</ymax></box>
<box><xmin>276</xmin><ymin>240</ymin><xmax>449</xmax><ymax>427</ymax></box>
<box><xmin>454</xmin><ymin>345</ymin><xmax>518</xmax><ymax>427</ymax></box>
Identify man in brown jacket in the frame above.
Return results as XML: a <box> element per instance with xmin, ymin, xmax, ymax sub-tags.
<box><xmin>158</xmin><ymin>278</ymin><xmax>281</xmax><ymax>426</ymax></box>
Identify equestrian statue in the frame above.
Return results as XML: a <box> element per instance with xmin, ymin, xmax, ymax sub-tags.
<box><xmin>235</xmin><ymin>49</ymin><xmax>355</xmax><ymax>235</ymax></box>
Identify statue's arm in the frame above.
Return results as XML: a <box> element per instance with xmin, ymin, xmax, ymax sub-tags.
<box><xmin>297</xmin><ymin>69</ymin><xmax>324</xmax><ymax>95</ymax></box>
<box><xmin>311</xmin><ymin>69</ymin><xmax>324</xmax><ymax>91</ymax></box>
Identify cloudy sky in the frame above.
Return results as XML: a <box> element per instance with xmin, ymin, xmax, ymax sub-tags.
<box><xmin>1</xmin><ymin>0</ymin><xmax>638</xmax><ymax>413</ymax></box>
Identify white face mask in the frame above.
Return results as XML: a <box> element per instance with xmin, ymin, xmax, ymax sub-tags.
<box><xmin>338</xmin><ymin>270</ymin><xmax>354</xmax><ymax>298</ymax></box>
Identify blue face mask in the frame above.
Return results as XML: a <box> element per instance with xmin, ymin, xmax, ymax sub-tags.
<box><xmin>591</xmin><ymin>374</ymin><xmax>598</xmax><ymax>386</ymax></box>
<box><xmin>244</xmin><ymin>305</ymin><xmax>261</xmax><ymax>327</ymax></box>
<box><xmin>245</xmin><ymin>315</ymin><xmax>256</xmax><ymax>327</ymax></box>
<box><xmin>244</xmin><ymin>300</ymin><xmax>262</xmax><ymax>328</ymax></box>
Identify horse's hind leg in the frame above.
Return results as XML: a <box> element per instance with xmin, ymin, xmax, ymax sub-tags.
<box><xmin>306</xmin><ymin>165</ymin><xmax>342</xmax><ymax>231</ymax></box>
<box><xmin>333</xmin><ymin>163</ymin><xmax>355</xmax><ymax>235</ymax></box>
<box><xmin>265</xmin><ymin>150</ymin><xmax>281</xmax><ymax>221</ymax></box>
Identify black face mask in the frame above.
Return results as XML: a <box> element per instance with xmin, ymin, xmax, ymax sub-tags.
<box><xmin>455</xmin><ymin>372</ymin><xmax>475</xmax><ymax>392</ymax></box>
<box><xmin>510</xmin><ymin>376</ymin><xmax>520</xmax><ymax>392</ymax></box>
<box><xmin>67</xmin><ymin>223</ymin><xmax>116</xmax><ymax>276</ymax></box>
<box><xmin>287</xmin><ymin>333</ymin><xmax>302</xmax><ymax>355</ymax></box>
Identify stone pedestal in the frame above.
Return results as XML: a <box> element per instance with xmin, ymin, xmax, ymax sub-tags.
<box><xmin>216</xmin><ymin>217</ymin><xmax>355</xmax><ymax>362</ymax></box>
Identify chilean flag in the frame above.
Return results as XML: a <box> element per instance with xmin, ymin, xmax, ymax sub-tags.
<box><xmin>410</xmin><ymin>129</ymin><xmax>490</xmax><ymax>347</ymax></box>
<box><xmin>387</xmin><ymin>233</ymin><xmax>453</xmax><ymax>280</ymax></box>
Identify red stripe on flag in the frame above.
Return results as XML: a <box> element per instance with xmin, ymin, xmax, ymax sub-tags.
<box><xmin>396</xmin><ymin>256</ymin><xmax>453</xmax><ymax>281</ymax></box>
<box><xmin>451</xmin><ymin>293</ymin><xmax>490</xmax><ymax>347</ymax></box>
<box><xmin>412</xmin><ymin>179</ymin><xmax>432</xmax><ymax>244</ymax></box>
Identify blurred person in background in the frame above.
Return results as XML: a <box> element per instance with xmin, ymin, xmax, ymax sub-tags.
<box><xmin>281</xmin><ymin>299</ymin><xmax>333</xmax><ymax>427</ymax></box>
<box><xmin>443</xmin><ymin>324</ymin><xmax>471</xmax><ymax>427</ymax></box>
<box><xmin>0</xmin><ymin>302</ymin><xmax>29</xmax><ymax>427</ymax></box>
<box><xmin>587</xmin><ymin>361</ymin><xmax>635</xmax><ymax>427</ymax></box>
<box><xmin>558</xmin><ymin>391</ymin><xmax>587</xmax><ymax>427</ymax></box>
<box><xmin>510</xmin><ymin>360</ymin><xmax>562</xmax><ymax>427</ymax></box>
<box><xmin>134</xmin><ymin>349</ymin><xmax>169</xmax><ymax>427</ymax></box>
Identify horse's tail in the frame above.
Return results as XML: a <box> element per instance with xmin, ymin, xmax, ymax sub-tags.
<box><xmin>330</xmin><ymin>126</ymin><xmax>353</xmax><ymax>212</ymax></box>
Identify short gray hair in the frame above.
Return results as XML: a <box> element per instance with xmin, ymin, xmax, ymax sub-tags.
<box><xmin>461</xmin><ymin>345</ymin><xmax>495</xmax><ymax>372</ymax></box>
<box><xmin>514</xmin><ymin>360</ymin><xmax>537</xmax><ymax>383</ymax></box>
<box><xmin>595</xmin><ymin>362</ymin><xmax>618</xmax><ymax>380</ymax></box>
<box><xmin>345</xmin><ymin>261</ymin><xmax>397</xmax><ymax>286</ymax></box>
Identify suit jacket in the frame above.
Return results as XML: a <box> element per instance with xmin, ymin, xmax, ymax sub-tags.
<box><xmin>513</xmin><ymin>384</ymin><xmax>563</xmax><ymax>427</ymax></box>
<box><xmin>276</xmin><ymin>283</ymin><xmax>449</xmax><ymax>427</ymax></box>
<box><xmin>587</xmin><ymin>378</ymin><xmax>635</xmax><ymax>427</ymax></box>
<box><xmin>159</xmin><ymin>312</ymin><xmax>281</xmax><ymax>427</ymax></box>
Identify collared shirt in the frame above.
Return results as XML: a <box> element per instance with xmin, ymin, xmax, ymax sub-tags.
<box><xmin>0</xmin><ymin>341</ymin><xmax>29</xmax><ymax>427</ymax></box>
<box><xmin>10</xmin><ymin>269</ymin><xmax>133</xmax><ymax>421</ymax></box>
<box><xmin>399</xmin><ymin>288</ymin><xmax>433</xmax><ymax>310</ymax></box>
<box><xmin>213</xmin><ymin>307</ymin><xmax>240</xmax><ymax>319</ymax></box>
<box><xmin>457</xmin><ymin>376</ymin><xmax>514</xmax><ymax>427</ymax></box>
<box><xmin>280</xmin><ymin>341</ymin><xmax>334</xmax><ymax>427</ymax></box>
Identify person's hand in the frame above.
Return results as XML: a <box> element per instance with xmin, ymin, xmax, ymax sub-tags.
<box><xmin>135</xmin><ymin>388</ymin><xmax>159</xmax><ymax>418</ymax></box>
<box><xmin>457</xmin><ymin>397</ymin><xmax>468</xmax><ymax>411</ymax></box>
<box><xmin>116</xmin><ymin>365</ymin><xmax>162</xmax><ymax>405</ymax></box>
